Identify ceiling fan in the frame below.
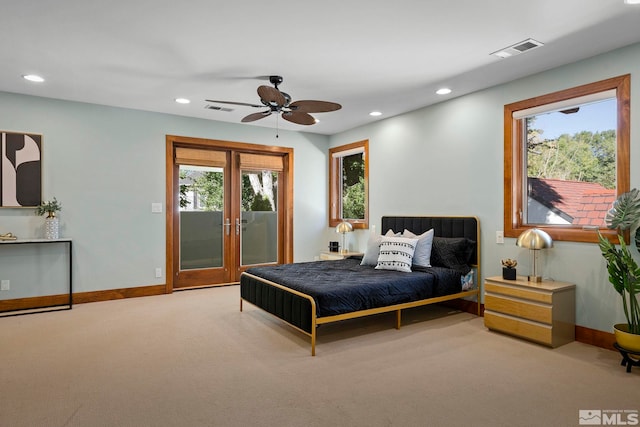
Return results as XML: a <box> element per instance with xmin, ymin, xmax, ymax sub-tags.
<box><xmin>206</xmin><ymin>75</ymin><xmax>341</xmax><ymax>126</ymax></box>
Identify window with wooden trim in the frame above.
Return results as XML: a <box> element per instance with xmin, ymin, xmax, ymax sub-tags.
<box><xmin>329</xmin><ymin>140</ymin><xmax>369</xmax><ymax>229</ymax></box>
<box><xmin>504</xmin><ymin>74</ymin><xmax>630</xmax><ymax>243</ymax></box>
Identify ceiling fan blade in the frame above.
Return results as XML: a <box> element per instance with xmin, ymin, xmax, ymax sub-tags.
<box><xmin>257</xmin><ymin>85</ymin><xmax>286</xmax><ymax>107</ymax></box>
<box><xmin>205</xmin><ymin>99</ymin><xmax>264</xmax><ymax>108</ymax></box>
<box><xmin>282</xmin><ymin>111</ymin><xmax>316</xmax><ymax>125</ymax></box>
<box><xmin>241</xmin><ymin>111</ymin><xmax>271</xmax><ymax>123</ymax></box>
<box><xmin>290</xmin><ymin>100</ymin><xmax>342</xmax><ymax>113</ymax></box>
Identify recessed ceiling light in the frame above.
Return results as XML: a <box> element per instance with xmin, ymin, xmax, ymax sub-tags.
<box><xmin>23</xmin><ymin>74</ymin><xmax>44</xmax><ymax>83</ymax></box>
<box><xmin>369</xmin><ymin>111</ymin><xmax>382</xmax><ymax>116</ymax></box>
<box><xmin>436</xmin><ymin>88</ymin><xmax>452</xmax><ymax>95</ymax></box>
<box><xmin>175</xmin><ymin>98</ymin><xmax>190</xmax><ymax>104</ymax></box>
<box><xmin>625</xmin><ymin>0</ymin><xmax>640</xmax><ymax>4</ymax></box>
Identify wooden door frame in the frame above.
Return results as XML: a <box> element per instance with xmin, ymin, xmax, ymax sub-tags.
<box><xmin>165</xmin><ymin>135</ymin><xmax>294</xmax><ymax>293</ymax></box>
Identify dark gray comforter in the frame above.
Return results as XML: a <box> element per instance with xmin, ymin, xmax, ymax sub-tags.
<box><xmin>244</xmin><ymin>258</ymin><xmax>462</xmax><ymax>317</ymax></box>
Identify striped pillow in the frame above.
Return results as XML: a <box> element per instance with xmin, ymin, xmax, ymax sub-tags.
<box><xmin>375</xmin><ymin>236</ymin><xmax>418</xmax><ymax>273</ymax></box>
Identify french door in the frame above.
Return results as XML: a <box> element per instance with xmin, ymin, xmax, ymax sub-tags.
<box><xmin>166</xmin><ymin>136</ymin><xmax>293</xmax><ymax>290</ymax></box>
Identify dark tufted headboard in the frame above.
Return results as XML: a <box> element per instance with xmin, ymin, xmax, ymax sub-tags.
<box><xmin>381</xmin><ymin>216</ymin><xmax>480</xmax><ymax>266</ymax></box>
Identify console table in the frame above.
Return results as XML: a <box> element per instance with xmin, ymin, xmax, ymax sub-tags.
<box><xmin>0</xmin><ymin>238</ymin><xmax>72</xmax><ymax>316</ymax></box>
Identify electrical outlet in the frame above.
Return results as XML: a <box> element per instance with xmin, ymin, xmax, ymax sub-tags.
<box><xmin>1</xmin><ymin>280</ymin><xmax>9</xmax><ymax>291</ymax></box>
<box><xmin>151</xmin><ymin>203</ymin><xmax>163</xmax><ymax>213</ymax></box>
<box><xmin>496</xmin><ymin>230</ymin><xmax>504</xmax><ymax>244</ymax></box>
<box><xmin>155</xmin><ymin>268</ymin><xmax>162</xmax><ymax>278</ymax></box>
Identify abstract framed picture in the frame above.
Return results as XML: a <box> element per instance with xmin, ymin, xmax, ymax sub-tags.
<box><xmin>0</xmin><ymin>131</ymin><xmax>42</xmax><ymax>207</ymax></box>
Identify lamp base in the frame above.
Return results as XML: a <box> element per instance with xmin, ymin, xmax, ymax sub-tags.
<box><xmin>528</xmin><ymin>275</ymin><xmax>542</xmax><ymax>283</ymax></box>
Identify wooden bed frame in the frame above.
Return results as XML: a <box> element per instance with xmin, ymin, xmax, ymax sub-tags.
<box><xmin>240</xmin><ymin>216</ymin><xmax>480</xmax><ymax>355</ymax></box>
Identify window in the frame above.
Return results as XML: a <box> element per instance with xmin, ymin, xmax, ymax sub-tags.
<box><xmin>504</xmin><ymin>75</ymin><xmax>630</xmax><ymax>243</ymax></box>
<box><xmin>329</xmin><ymin>140</ymin><xmax>369</xmax><ymax>229</ymax></box>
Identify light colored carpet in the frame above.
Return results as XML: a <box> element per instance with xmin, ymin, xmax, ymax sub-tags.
<box><xmin>1</xmin><ymin>285</ymin><xmax>637</xmax><ymax>427</ymax></box>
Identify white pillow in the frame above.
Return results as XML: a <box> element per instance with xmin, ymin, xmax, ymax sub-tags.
<box><xmin>375</xmin><ymin>235</ymin><xmax>418</xmax><ymax>273</ymax></box>
<box><xmin>403</xmin><ymin>228</ymin><xmax>434</xmax><ymax>268</ymax></box>
<box><xmin>360</xmin><ymin>229</ymin><xmax>398</xmax><ymax>266</ymax></box>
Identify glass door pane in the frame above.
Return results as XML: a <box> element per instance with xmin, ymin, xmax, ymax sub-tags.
<box><xmin>240</xmin><ymin>170</ymin><xmax>278</xmax><ymax>266</ymax></box>
<box><xmin>179</xmin><ymin>165</ymin><xmax>224</xmax><ymax>270</ymax></box>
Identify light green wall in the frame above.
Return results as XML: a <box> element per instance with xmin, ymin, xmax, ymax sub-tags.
<box><xmin>2</xmin><ymin>42</ymin><xmax>639</xmax><ymax>333</ymax></box>
<box><xmin>0</xmin><ymin>93</ymin><xmax>329</xmax><ymax>295</ymax></box>
<box><xmin>329</xmin><ymin>42</ymin><xmax>640</xmax><ymax>333</ymax></box>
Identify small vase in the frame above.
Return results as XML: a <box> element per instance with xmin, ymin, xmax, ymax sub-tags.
<box><xmin>44</xmin><ymin>212</ymin><xmax>59</xmax><ymax>240</ymax></box>
<box><xmin>502</xmin><ymin>267</ymin><xmax>516</xmax><ymax>280</ymax></box>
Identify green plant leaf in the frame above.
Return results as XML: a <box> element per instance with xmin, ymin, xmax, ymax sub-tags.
<box><xmin>605</xmin><ymin>188</ymin><xmax>640</xmax><ymax>231</ymax></box>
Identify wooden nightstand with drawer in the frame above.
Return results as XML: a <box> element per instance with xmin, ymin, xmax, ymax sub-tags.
<box><xmin>484</xmin><ymin>276</ymin><xmax>576</xmax><ymax>348</ymax></box>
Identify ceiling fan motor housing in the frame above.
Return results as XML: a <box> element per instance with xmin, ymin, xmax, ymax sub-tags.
<box><xmin>269</xmin><ymin>75</ymin><xmax>284</xmax><ymax>87</ymax></box>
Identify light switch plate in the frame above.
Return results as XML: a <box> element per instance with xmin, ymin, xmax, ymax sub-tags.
<box><xmin>1</xmin><ymin>280</ymin><xmax>9</xmax><ymax>291</ymax></box>
<box><xmin>151</xmin><ymin>203</ymin><xmax>163</xmax><ymax>213</ymax></box>
<box><xmin>496</xmin><ymin>231</ymin><xmax>504</xmax><ymax>244</ymax></box>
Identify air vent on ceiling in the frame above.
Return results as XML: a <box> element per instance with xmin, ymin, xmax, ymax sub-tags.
<box><xmin>491</xmin><ymin>38</ymin><xmax>544</xmax><ymax>59</ymax></box>
<box><xmin>205</xmin><ymin>105</ymin><xmax>234</xmax><ymax>112</ymax></box>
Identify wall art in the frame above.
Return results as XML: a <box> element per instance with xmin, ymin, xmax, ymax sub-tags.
<box><xmin>0</xmin><ymin>131</ymin><xmax>42</xmax><ymax>207</ymax></box>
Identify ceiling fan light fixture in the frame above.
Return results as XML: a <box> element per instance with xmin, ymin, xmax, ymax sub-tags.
<box><xmin>208</xmin><ymin>75</ymin><xmax>340</xmax><ymax>126</ymax></box>
<box><xmin>175</xmin><ymin>98</ymin><xmax>190</xmax><ymax>104</ymax></box>
<box><xmin>23</xmin><ymin>74</ymin><xmax>44</xmax><ymax>83</ymax></box>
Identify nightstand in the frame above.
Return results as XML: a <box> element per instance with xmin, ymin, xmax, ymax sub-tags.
<box><xmin>484</xmin><ymin>276</ymin><xmax>576</xmax><ymax>348</ymax></box>
<box><xmin>319</xmin><ymin>251</ymin><xmax>363</xmax><ymax>260</ymax></box>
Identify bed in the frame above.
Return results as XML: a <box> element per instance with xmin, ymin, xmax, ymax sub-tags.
<box><xmin>240</xmin><ymin>216</ymin><xmax>480</xmax><ymax>355</ymax></box>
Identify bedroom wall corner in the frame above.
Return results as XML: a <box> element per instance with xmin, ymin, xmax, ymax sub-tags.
<box><xmin>328</xmin><ymin>41</ymin><xmax>640</xmax><ymax>334</ymax></box>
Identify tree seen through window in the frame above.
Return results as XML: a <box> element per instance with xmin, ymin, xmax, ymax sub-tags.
<box><xmin>341</xmin><ymin>152</ymin><xmax>365</xmax><ymax>220</ymax></box>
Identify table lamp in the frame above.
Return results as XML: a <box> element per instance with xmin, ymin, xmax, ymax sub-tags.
<box><xmin>516</xmin><ymin>228</ymin><xmax>553</xmax><ymax>282</ymax></box>
<box><xmin>335</xmin><ymin>221</ymin><xmax>353</xmax><ymax>254</ymax></box>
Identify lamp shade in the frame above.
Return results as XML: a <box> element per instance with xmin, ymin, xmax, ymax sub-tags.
<box><xmin>335</xmin><ymin>221</ymin><xmax>353</xmax><ymax>234</ymax></box>
<box><xmin>516</xmin><ymin>228</ymin><xmax>553</xmax><ymax>282</ymax></box>
<box><xmin>516</xmin><ymin>228</ymin><xmax>553</xmax><ymax>250</ymax></box>
<box><xmin>336</xmin><ymin>221</ymin><xmax>353</xmax><ymax>254</ymax></box>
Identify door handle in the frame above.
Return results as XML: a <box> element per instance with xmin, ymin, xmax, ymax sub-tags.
<box><xmin>235</xmin><ymin>218</ymin><xmax>240</xmax><ymax>235</ymax></box>
<box><xmin>224</xmin><ymin>218</ymin><xmax>231</xmax><ymax>235</ymax></box>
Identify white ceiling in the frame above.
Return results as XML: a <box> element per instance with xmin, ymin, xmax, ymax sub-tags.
<box><xmin>2</xmin><ymin>0</ymin><xmax>640</xmax><ymax>135</ymax></box>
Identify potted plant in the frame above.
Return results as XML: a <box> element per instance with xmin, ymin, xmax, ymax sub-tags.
<box><xmin>35</xmin><ymin>197</ymin><xmax>62</xmax><ymax>239</ymax></box>
<box><xmin>35</xmin><ymin>197</ymin><xmax>62</xmax><ymax>218</ymax></box>
<box><xmin>501</xmin><ymin>258</ymin><xmax>517</xmax><ymax>280</ymax></box>
<box><xmin>597</xmin><ymin>188</ymin><xmax>640</xmax><ymax>352</ymax></box>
